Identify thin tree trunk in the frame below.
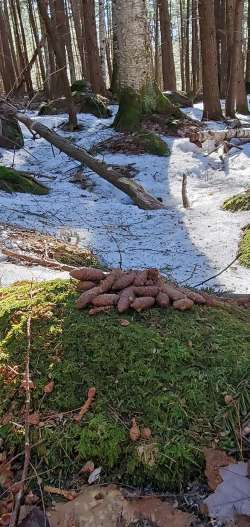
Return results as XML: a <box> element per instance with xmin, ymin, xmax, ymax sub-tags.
<box><xmin>64</xmin><ymin>0</ymin><xmax>76</xmax><ymax>84</ymax></box>
<box><xmin>185</xmin><ymin>0</ymin><xmax>191</xmax><ymax>93</ymax></box>
<box><xmin>246</xmin><ymin>0</ymin><xmax>250</xmax><ymax>91</ymax></box>
<box><xmin>158</xmin><ymin>0</ymin><xmax>176</xmax><ymax>91</ymax></box>
<box><xmin>226</xmin><ymin>0</ymin><xmax>247</xmax><ymax>116</ymax></box>
<box><xmin>225</xmin><ymin>0</ymin><xmax>236</xmax><ymax>116</ymax></box>
<box><xmin>192</xmin><ymin>0</ymin><xmax>199</xmax><ymax>94</ymax></box>
<box><xmin>26</xmin><ymin>0</ymin><xmax>46</xmax><ymax>87</ymax></box>
<box><xmin>82</xmin><ymin>0</ymin><xmax>105</xmax><ymax>94</ymax></box>
<box><xmin>15</xmin><ymin>0</ymin><xmax>34</xmax><ymax>97</ymax></box>
<box><xmin>0</xmin><ymin>4</ymin><xmax>16</xmax><ymax>93</ymax></box>
<box><xmin>154</xmin><ymin>0</ymin><xmax>160</xmax><ymax>85</ymax></box>
<box><xmin>37</xmin><ymin>0</ymin><xmax>78</xmax><ymax>129</ymax></box>
<box><xmin>198</xmin><ymin>0</ymin><xmax>222</xmax><ymax>120</ymax></box>
<box><xmin>179</xmin><ymin>0</ymin><xmax>185</xmax><ymax>91</ymax></box>
<box><xmin>99</xmin><ymin>0</ymin><xmax>107</xmax><ymax>89</ymax></box>
<box><xmin>70</xmin><ymin>0</ymin><xmax>86</xmax><ymax>77</ymax></box>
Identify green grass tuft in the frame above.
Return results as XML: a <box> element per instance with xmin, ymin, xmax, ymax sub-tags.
<box><xmin>0</xmin><ymin>166</ymin><xmax>48</xmax><ymax>195</ymax></box>
<box><xmin>0</xmin><ymin>280</ymin><xmax>249</xmax><ymax>490</ymax></box>
<box><xmin>239</xmin><ymin>225</ymin><xmax>250</xmax><ymax>267</ymax></box>
<box><xmin>223</xmin><ymin>189</ymin><xmax>250</xmax><ymax>212</ymax></box>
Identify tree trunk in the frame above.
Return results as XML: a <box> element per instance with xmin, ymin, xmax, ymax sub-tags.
<box><xmin>110</xmin><ymin>0</ymin><xmax>119</xmax><ymax>93</ymax></box>
<box><xmin>27</xmin><ymin>0</ymin><xmax>46</xmax><ymax>88</ymax></box>
<box><xmin>4</xmin><ymin>107</ymin><xmax>164</xmax><ymax>210</ymax></box>
<box><xmin>70</xmin><ymin>0</ymin><xmax>86</xmax><ymax>77</ymax></box>
<box><xmin>214</xmin><ymin>0</ymin><xmax>227</xmax><ymax>97</ymax></box>
<box><xmin>226</xmin><ymin>0</ymin><xmax>247</xmax><ymax>116</ymax></box>
<box><xmin>37</xmin><ymin>0</ymin><xmax>78</xmax><ymax>130</ymax></box>
<box><xmin>0</xmin><ymin>4</ymin><xmax>16</xmax><ymax>93</ymax></box>
<box><xmin>198</xmin><ymin>0</ymin><xmax>222</xmax><ymax>120</ymax></box>
<box><xmin>15</xmin><ymin>0</ymin><xmax>34</xmax><ymax>97</ymax></box>
<box><xmin>192</xmin><ymin>0</ymin><xmax>199</xmax><ymax>94</ymax></box>
<box><xmin>225</xmin><ymin>0</ymin><xmax>236</xmax><ymax>116</ymax></box>
<box><xmin>113</xmin><ymin>0</ymin><xmax>182</xmax><ymax>131</ymax></box>
<box><xmin>158</xmin><ymin>0</ymin><xmax>176</xmax><ymax>91</ymax></box>
<box><xmin>179</xmin><ymin>0</ymin><xmax>185</xmax><ymax>92</ymax></box>
<box><xmin>154</xmin><ymin>0</ymin><xmax>160</xmax><ymax>86</ymax></box>
<box><xmin>185</xmin><ymin>0</ymin><xmax>191</xmax><ymax>93</ymax></box>
<box><xmin>246</xmin><ymin>0</ymin><xmax>250</xmax><ymax>92</ymax></box>
<box><xmin>82</xmin><ymin>0</ymin><xmax>105</xmax><ymax>94</ymax></box>
<box><xmin>99</xmin><ymin>0</ymin><xmax>107</xmax><ymax>89</ymax></box>
<box><xmin>64</xmin><ymin>0</ymin><xmax>77</xmax><ymax>84</ymax></box>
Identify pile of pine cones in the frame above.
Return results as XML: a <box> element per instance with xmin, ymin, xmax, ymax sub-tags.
<box><xmin>70</xmin><ymin>266</ymin><xmax>222</xmax><ymax>315</ymax></box>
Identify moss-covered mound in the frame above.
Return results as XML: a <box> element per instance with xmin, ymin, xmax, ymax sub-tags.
<box><xmin>38</xmin><ymin>93</ymin><xmax>111</xmax><ymax>119</ymax></box>
<box><xmin>134</xmin><ymin>131</ymin><xmax>170</xmax><ymax>156</ymax></box>
<box><xmin>71</xmin><ymin>79</ymin><xmax>91</xmax><ymax>93</ymax></box>
<box><xmin>239</xmin><ymin>225</ymin><xmax>250</xmax><ymax>267</ymax></box>
<box><xmin>0</xmin><ymin>166</ymin><xmax>49</xmax><ymax>195</ymax></box>
<box><xmin>223</xmin><ymin>189</ymin><xmax>250</xmax><ymax>212</ymax></box>
<box><xmin>0</xmin><ymin>280</ymin><xmax>249</xmax><ymax>491</ymax></box>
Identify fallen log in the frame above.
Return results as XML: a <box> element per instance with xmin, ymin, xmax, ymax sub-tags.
<box><xmin>0</xmin><ymin>101</ymin><xmax>164</xmax><ymax>210</ymax></box>
<box><xmin>190</xmin><ymin>127</ymin><xmax>250</xmax><ymax>145</ymax></box>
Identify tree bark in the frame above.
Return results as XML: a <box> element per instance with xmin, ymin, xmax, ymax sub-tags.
<box><xmin>192</xmin><ymin>0</ymin><xmax>199</xmax><ymax>94</ymax></box>
<box><xmin>246</xmin><ymin>0</ymin><xmax>250</xmax><ymax>92</ymax></box>
<box><xmin>185</xmin><ymin>0</ymin><xmax>191</xmax><ymax>93</ymax></box>
<box><xmin>64</xmin><ymin>0</ymin><xmax>77</xmax><ymax>84</ymax></box>
<box><xmin>198</xmin><ymin>0</ymin><xmax>222</xmax><ymax>120</ymax></box>
<box><xmin>82</xmin><ymin>0</ymin><xmax>105</xmax><ymax>94</ymax></box>
<box><xmin>37</xmin><ymin>0</ymin><xmax>78</xmax><ymax>130</ymax></box>
<box><xmin>158</xmin><ymin>0</ymin><xmax>176</xmax><ymax>91</ymax></box>
<box><xmin>113</xmin><ymin>0</ymin><xmax>182</xmax><ymax>131</ymax></box>
<box><xmin>226</xmin><ymin>0</ymin><xmax>247</xmax><ymax>116</ymax></box>
<box><xmin>27</xmin><ymin>0</ymin><xmax>46</xmax><ymax>88</ymax></box>
<box><xmin>190</xmin><ymin>127</ymin><xmax>250</xmax><ymax>144</ymax></box>
<box><xmin>0</xmin><ymin>4</ymin><xmax>16</xmax><ymax>93</ymax></box>
<box><xmin>7</xmin><ymin>109</ymin><xmax>164</xmax><ymax>210</ymax></box>
<box><xmin>99</xmin><ymin>0</ymin><xmax>107</xmax><ymax>89</ymax></box>
<box><xmin>15</xmin><ymin>0</ymin><xmax>34</xmax><ymax>97</ymax></box>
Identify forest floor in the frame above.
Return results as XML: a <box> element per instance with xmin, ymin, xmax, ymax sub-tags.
<box><xmin>0</xmin><ymin>103</ymin><xmax>249</xmax><ymax>292</ymax></box>
<box><xmin>0</xmin><ymin>102</ymin><xmax>250</xmax><ymax>526</ymax></box>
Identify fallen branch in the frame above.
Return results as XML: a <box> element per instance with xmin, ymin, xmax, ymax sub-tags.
<box><xmin>0</xmin><ymin>100</ymin><xmax>164</xmax><ymax>210</ymax></box>
<box><xmin>190</xmin><ymin>127</ymin><xmax>250</xmax><ymax>145</ymax></box>
<box><xmin>9</xmin><ymin>315</ymin><xmax>32</xmax><ymax>527</ymax></box>
<box><xmin>1</xmin><ymin>247</ymin><xmax>77</xmax><ymax>272</ymax></box>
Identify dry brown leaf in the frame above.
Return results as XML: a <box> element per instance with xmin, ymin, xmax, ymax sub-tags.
<box><xmin>137</xmin><ymin>443</ymin><xmax>158</xmax><ymax>467</ymax></box>
<box><xmin>28</xmin><ymin>412</ymin><xmax>40</xmax><ymax>426</ymax></box>
<box><xmin>122</xmin><ymin>496</ymin><xmax>192</xmax><ymax>527</ymax></box>
<box><xmin>20</xmin><ymin>378</ymin><xmax>35</xmax><ymax>391</ymax></box>
<box><xmin>24</xmin><ymin>491</ymin><xmax>40</xmax><ymax>505</ymax></box>
<box><xmin>44</xmin><ymin>381</ymin><xmax>54</xmax><ymax>394</ymax></box>
<box><xmin>204</xmin><ymin>462</ymin><xmax>250</xmax><ymax>521</ymax></box>
<box><xmin>204</xmin><ymin>448</ymin><xmax>235</xmax><ymax>491</ymax></box>
<box><xmin>48</xmin><ymin>485</ymin><xmax>193</xmax><ymax>527</ymax></box>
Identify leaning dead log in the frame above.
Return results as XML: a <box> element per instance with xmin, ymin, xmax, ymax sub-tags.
<box><xmin>16</xmin><ymin>113</ymin><xmax>164</xmax><ymax>210</ymax></box>
<box><xmin>190</xmin><ymin>127</ymin><xmax>250</xmax><ymax>145</ymax></box>
<box><xmin>6</xmin><ymin>107</ymin><xmax>163</xmax><ymax>210</ymax></box>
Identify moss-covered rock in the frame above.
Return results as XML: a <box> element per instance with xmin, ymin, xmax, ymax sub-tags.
<box><xmin>0</xmin><ymin>280</ymin><xmax>249</xmax><ymax>491</ymax></box>
<box><xmin>114</xmin><ymin>83</ymin><xmax>183</xmax><ymax>132</ymax></box>
<box><xmin>239</xmin><ymin>225</ymin><xmax>250</xmax><ymax>267</ymax></box>
<box><xmin>0</xmin><ymin>166</ymin><xmax>49</xmax><ymax>195</ymax></box>
<box><xmin>38</xmin><ymin>93</ymin><xmax>111</xmax><ymax>119</ymax></box>
<box><xmin>71</xmin><ymin>79</ymin><xmax>91</xmax><ymax>93</ymax></box>
<box><xmin>0</xmin><ymin>117</ymin><xmax>24</xmax><ymax>150</ymax></box>
<box><xmin>223</xmin><ymin>189</ymin><xmax>250</xmax><ymax>212</ymax></box>
<box><xmin>134</xmin><ymin>131</ymin><xmax>170</xmax><ymax>156</ymax></box>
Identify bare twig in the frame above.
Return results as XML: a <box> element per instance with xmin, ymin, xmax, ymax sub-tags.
<box><xmin>1</xmin><ymin>247</ymin><xmax>77</xmax><ymax>272</ymax></box>
<box><xmin>192</xmin><ymin>254</ymin><xmax>241</xmax><ymax>288</ymax></box>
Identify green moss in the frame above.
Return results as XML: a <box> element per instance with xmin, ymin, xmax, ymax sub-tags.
<box><xmin>114</xmin><ymin>83</ymin><xmax>183</xmax><ymax>132</ymax></box>
<box><xmin>0</xmin><ymin>166</ymin><xmax>49</xmax><ymax>195</ymax></box>
<box><xmin>239</xmin><ymin>225</ymin><xmax>250</xmax><ymax>267</ymax></box>
<box><xmin>77</xmin><ymin>94</ymin><xmax>112</xmax><ymax>118</ymax></box>
<box><xmin>0</xmin><ymin>280</ymin><xmax>249</xmax><ymax>490</ymax></box>
<box><xmin>71</xmin><ymin>79</ymin><xmax>90</xmax><ymax>92</ymax></box>
<box><xmin>223</xmin><ymin>189</ymin><xmax>250</xmax><ymax>212</ymax></box>
<box><xmin>134</xmin><ymin>131</ymin><xmax>170</xmax><ymax>156</ymax></box>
